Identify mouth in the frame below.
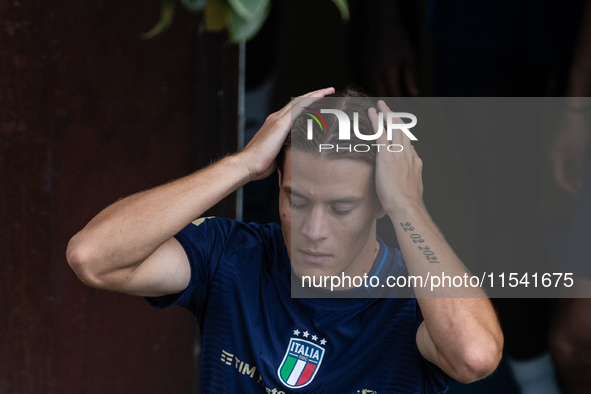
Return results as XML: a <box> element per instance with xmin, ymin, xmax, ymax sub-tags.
<box><xmin>298</xmin><ymin>249</ymin><xmax>332</xmax><ymax>264</ymax></box>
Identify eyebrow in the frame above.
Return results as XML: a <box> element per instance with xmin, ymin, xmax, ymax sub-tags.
<box><xmin>283</xmin><ymin>186</ymin><xmax>364</xmax><ymax>204</ymax></box>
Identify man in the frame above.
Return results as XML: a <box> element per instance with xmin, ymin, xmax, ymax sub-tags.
<box><xmin>67</xmin><ymin>87</ymin><xmax>502</xmax><ymax>393</ymax></box>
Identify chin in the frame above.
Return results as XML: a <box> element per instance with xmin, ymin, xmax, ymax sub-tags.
<box><xmin>291</xmin><ymin>261</ymin><xmax>334</xmax><ymax>279</ymax></box>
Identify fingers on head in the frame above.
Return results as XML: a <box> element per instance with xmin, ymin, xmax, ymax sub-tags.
<box><xmin>305</xmin><ymin>87</ymin><xmax>335</xmax><ymax>98</ymax></box>
<box><xmin>281</xmin><ymin>88</ymin><xmax>334</xmax><ymax>118</ymax></box>
<box><xmin>413</xmin><ymin>154</ymin><xmax>422</xmax><ymax>167</ymax></box>
<box><xmin>377</xmin><ymin>100</ymin><xmax>391</xmax><ymax>114</ymax></box>
<box><xmin>368</xmin><ymin>107</ymin><xmax>380</xmax><ymax>134</ymax></box>
<box><xmin>286</xmin><ymin>96</ymin><xmax>318</xmax><ymax>119</ymax></box>
<box><xmin>377</xmin><ymin>100</ymin><xmax>417</xmax><ymax>153</ymax></box>
<box><xmin>377</xmin><ymin>100</ymin><xmax>404</xmax><ymax>147</ymax></box>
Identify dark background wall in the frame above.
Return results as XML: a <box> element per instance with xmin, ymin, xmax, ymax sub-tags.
<box><xmin>0</xmin><ymin>1</ymin><xmax>235</xmax><ymax>392</ymax></box>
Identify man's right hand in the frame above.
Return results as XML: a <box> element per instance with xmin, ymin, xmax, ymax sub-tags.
<box><xmin>67</xmin><ymin>87</ymin><xmax>334</xmax><ymax>297</ymax></box>
<box><xmin>239</xmin><ymin>87</ymin><xmax>334</xmax><ymax>181</ymax></box>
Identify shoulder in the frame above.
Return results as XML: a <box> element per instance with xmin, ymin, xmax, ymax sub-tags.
<box><xmin>182</xmin><ymin>216</ymin><xmax>282</xmax><ymax>241</ymax></box>
<box><xmin>176</xmin><ymin>217</ymin><xmax>285</xmax><ymax>261</ymax></box>
<box><xmin>193</xmin><ymin>216</ymin><xmax>279</xmax><ymax>231</ymax></box>
<box><xmin>145</xmin><ymin>218</ymin><xmax>286</xmax><ymax>313</ymax></box>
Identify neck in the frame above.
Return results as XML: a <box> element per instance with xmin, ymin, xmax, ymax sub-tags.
<box><xmin>342</xmin><ymin>226</ymin><xmax>380</xmax><ymax>282</ymax></box>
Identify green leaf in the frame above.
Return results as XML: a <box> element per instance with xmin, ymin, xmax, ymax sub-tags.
<box><xmin>204</xmin><ymin>0</ymin><xmax>228</xmax><ymax>31</ymax></box>
<box><xmin>142</xmin><ymin>0</ymin><xmax>176</xmax><ymax>39</ymax></box>
<box><xmin>226</xmin><ymin>0</ymin><xmax>268</xmax><ymax>20</ymax></box>
<box><xmin>180</xmin><ymin>0</ymin><xmax>211</xmax><ymax>13</ymax></box>
<box><xmin>227</xmin><ymin>0</ymin><xmax>269</xmax><ymax>42</ymax></box>
<box><xmin>331</xmin><ymin>0</ymin><xmax>349</xmax><ymax>20</ymax></box>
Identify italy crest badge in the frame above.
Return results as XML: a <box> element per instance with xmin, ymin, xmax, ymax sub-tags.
<box><xmin>277</xmin><ymin>330</ymin><xmax>326</xmax><ymax>389</ymax></box>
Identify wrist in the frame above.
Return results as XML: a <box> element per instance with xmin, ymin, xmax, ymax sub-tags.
<box><xmin>386</xmin><ymin>199</ymin><xmax>427</xmax><ymax>223</ymax></box>
<box><xmin>219</xmin><ymin>154</ymin><xmax>253</xmax><ymax>186</ymax></box>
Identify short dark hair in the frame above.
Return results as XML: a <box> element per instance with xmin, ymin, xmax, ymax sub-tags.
<box><xmin>277</xmin><ymin>88</ymin><xmax>378</xmax><ymax>173</ymax></box>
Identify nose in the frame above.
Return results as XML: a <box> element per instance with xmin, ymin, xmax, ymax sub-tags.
<box><xmin>301</xmin><ymin>206</ymin><xmax>330</xmax><ymax>242</ymax></box>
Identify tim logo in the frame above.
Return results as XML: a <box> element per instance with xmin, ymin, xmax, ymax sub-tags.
<box><xmin>303</xmin><ymin>108</ymin><xmax>417</xmax><ymax>153</ymax></box>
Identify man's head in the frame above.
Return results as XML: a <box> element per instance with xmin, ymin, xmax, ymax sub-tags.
<box><xmin>277</xmin><ymin>89</ymin><xmax>377</xmax><ymax>174</ymax></box>
<box><xmin>277</xmin><ymin>89</ymin><xmax>385</xmax><ymax>284</ymax></box>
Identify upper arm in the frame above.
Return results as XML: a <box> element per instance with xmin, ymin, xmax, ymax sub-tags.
<box><xmin>106</xmin><ymin>237</ymin><xmax>191</xmax><ymax>297</ymax></box>
<box><xmin>118</xmin><ymin>218</ymin><xmax>219</xmax><ymax>297</ymax></box>
<box><xmin>416</xmin><ymin>321</ymin><xmax>450</xmax><ymax>373</ymax></box>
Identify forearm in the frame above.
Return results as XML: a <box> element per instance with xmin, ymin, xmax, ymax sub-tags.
<box><xmin>67</xmin><ymin>154</ymin><xmax>250</xmax><ymax>278</ymax></box>
<box><xmin>389</xmin><ymin>202</ymin><xmax>502</xmax><ymax>381</ymax></box>
<box><xmin>390</xmin><ymin>201</ymin><xmax>484</xmax><ymax>297</ymax></box>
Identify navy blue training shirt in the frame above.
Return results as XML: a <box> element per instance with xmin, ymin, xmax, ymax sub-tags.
<box><xmin>146</xmin><ymin>217</ymin><xmax>452</xmax><ymax>393</ymax></box>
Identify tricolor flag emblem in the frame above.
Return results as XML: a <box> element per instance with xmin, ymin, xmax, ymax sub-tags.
<box><xmin>277</xmin><ymin>338</ymin><xmax>325</xmax><ymax>388</ymax></box>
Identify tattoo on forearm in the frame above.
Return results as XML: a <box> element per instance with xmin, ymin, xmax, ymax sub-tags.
<box><xmin>399</xmin><ymin>222</ymin><xmax>440</xmax><ymax>264</ymax></box>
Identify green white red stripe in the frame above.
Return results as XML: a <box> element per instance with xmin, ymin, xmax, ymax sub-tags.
<box><xmin>277</xmin><ymin>338</ymin><xmax>324</xmax><ymax>388</ymax></box>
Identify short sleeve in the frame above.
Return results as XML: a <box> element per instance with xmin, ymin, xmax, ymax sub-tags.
<box><xmin>144</xmin><ymin>217</ymin><xmax>241</xmax><ymax>319</ymax></box>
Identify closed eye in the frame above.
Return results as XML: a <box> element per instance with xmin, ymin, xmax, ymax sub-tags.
<box><xmin>291</xmin><ymin>202</ymin><xmax>308</xmax><ymax>210</ymax></box>
<box><xmin>332</xmin><ymin>205</ymin><xmax>354</xmax><ymax>216</ymax></box>
<box><xmin>333</xmin><ymin>208</ymin><xmax>352</xmax><ymax>216</ymax></box>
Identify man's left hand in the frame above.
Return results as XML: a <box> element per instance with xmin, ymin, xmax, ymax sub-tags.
<box><xmin>368</xmin><ymin>100</ymin><xmax>424</xmax><ymax>217</ymax></box>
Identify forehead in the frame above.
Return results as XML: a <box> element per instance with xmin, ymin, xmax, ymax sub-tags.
<box><xmin>283</xmin><ymin>149</ymin><xmax>375</xmax><ymax>201</ymax></box>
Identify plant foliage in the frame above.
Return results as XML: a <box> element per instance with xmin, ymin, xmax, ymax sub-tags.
<box><xmin>144</xmin><ymin>0</ymin><xmax>349</xmax><ymax>42</ymax></box>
